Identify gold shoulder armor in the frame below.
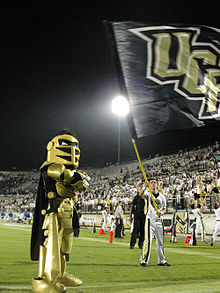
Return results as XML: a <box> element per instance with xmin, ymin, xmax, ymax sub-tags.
<box><xmin>47</xmin><ymin>163</ymin><xmax>65</xmax><ymax>181</ymax></box>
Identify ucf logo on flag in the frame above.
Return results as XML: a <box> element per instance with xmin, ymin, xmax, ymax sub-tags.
<box><xmin>107</xmin><ymin>22</ymin><xmax>220</xmax><ymax>139</ymax></box>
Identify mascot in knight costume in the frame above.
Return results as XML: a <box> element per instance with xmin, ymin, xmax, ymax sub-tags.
<box><xmin>31</xmin><ymin>131</ymin><xmax>89</xmax><ymax>292</ymax></box>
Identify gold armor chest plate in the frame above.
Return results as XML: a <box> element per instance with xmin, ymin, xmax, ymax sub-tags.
<box><xmin>55</xmin><ymin>182</ymin><xmax>75</xmax><ymax>199</ymax></box>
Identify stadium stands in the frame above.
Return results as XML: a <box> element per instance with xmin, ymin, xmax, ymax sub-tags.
<box><xmin>0</xmin><ymin>141</ymin><xmax>220</xmax><ymax>224</ymax></box>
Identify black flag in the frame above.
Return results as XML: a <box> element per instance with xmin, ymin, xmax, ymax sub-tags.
<box><xmin>106</xmin><ymin>22</ymin><xmax>220</xmax><ymax>139</ymax></box>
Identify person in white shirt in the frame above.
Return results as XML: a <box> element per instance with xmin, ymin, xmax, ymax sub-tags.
<box><xmin>115</xmin><ymin>201</ymin><xmax>124</xmax><ymax>239</ymax></box>
<box><xmin>211</xmin><ymin>197</ymin><xmax>220</xmax><ymax>246</ymax></box>
<box><xmin>139</xmin><ymin>179</ymin><xmax>171</xmax><ymax>267</ymax></box>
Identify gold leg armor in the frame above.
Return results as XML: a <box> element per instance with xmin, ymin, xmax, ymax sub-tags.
<box><xmin>32</xmin><ymin>200</ymin><xmax>82</xmax><ymax>293</ymax></box>
<box><xmin>32</xmin><ymin>213</ymin><xmax>66</xmax><ymax>293</ymax></box>
<box><xmin>44</xmin><ymin>212</ymin><xmax>61</xmax><ymax>283</ymax></box>
<box><xmin>57</xmin><ymin>200</ymin><xmax>83</xmax><ymax>287</ymax></box>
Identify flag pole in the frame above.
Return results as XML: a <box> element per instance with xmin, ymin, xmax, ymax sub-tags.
<box><xmin>132</xmin><ymin>139</ymin><xmax>158</xmax><ymax>213</ymax></box>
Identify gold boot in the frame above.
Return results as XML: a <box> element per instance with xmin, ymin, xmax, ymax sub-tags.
<box><xmin>32</xmin><ymin>278</ymin><xmax>66</xmax><ymax>293</ymax></box>
<box><xmin>58</xmin><ymin>272</ymin><xmax>83</xmax><ymax>287</ymax></box>
<box><xmin>58</xmin><ymin>252</ymin><xmax>83</xmax><ymax>287</ymax></box>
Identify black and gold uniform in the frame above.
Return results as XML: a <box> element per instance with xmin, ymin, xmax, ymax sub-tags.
<box><xmin>130</xmin><ymin>191</ymin><xmax>145</xmax><ymax>249</ymax></box>
<box><xmin>31</xmin><ymin>131</ymin><xmax>89</xmax><ymax>293</ymax></box>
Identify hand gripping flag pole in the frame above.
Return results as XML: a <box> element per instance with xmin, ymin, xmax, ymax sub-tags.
<box><xmin>132</xmin><ymin>139</ymin><xmax>158</xmax><ymax>213</ymax></box>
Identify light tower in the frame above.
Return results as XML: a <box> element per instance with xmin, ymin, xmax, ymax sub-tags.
<box><xmin>111</xmin><ymin>95</ymin><xmax>130</xmax><ymax>164</ymax></box>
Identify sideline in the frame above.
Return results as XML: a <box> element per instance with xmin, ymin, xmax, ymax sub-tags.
<box><xmin>0</xmin><ymin>222</ymin><xmax>31</xmax><ymax>228</ymax></box>
<box><xmin>1</xmin><ymin>223</ymin><xmax>220</xmax><ymax>260</ymax></box>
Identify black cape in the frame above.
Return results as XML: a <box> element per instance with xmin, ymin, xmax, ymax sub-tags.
<box><xmin>30</xmin><ymin>174</ymin><xmax>48</xmax><ymax>261</ymax></box>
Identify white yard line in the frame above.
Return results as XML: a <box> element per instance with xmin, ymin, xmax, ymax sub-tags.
<box><xmin>79</xmin><ymin>236</ymin><xmax>220</xmax><ymax>260</ymax></box>
<box><xmin>1</xmin><ymin>279</ymin><xmax>220</xmax><ymax>292</ymax></box>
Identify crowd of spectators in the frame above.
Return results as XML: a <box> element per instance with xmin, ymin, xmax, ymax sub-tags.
<box><xmin>1</xmin><ymin>141</ymin><xmax>220</xmax><ymax>224</ymax></box>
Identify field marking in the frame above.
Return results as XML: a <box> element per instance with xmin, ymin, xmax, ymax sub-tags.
<box><xmin>80</xmin><ymin>236</ymin><xmax>220</xmax><ymax>260</ymax></box>
<box><xmin>0</xmin><ymin>223</ymin><xmax>31</xmax><ymax>229</ymax></box>
<box><xmin>0</xmin><ymin>223</ymin><xmax>32</xmax><ymax>234</ymax></box>
<box><xmin>69</xmin><ymin>279</ymin><xmax>220</xmax><ymax>293</ymax></box>
<box><xmin>1</xmin><ymin>279</ymin><xmax>220</xmax><ymax>292</ymax></box>
<box><xmin>165</xmin><ymin>246</ymin><xmax>220</xmax><ymax>259</ymax></box>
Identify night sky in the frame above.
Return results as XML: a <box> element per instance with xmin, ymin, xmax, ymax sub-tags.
<box><xmin>1</xmin><ymin>1</ymin><xmax>219</xmax><ymax>171</ymax></box>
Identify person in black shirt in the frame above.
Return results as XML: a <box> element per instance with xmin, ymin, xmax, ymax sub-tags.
<box><xmin>130</xmin><ymin>190</ymin><xmax>146</xmax><ymax>249</ymax></box>
<box><xmin>72</xmin><ymin>198</ymin><xmax>81</xmax><ymax>238</ymax></box>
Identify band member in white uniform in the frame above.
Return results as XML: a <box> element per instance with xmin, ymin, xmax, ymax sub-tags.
<box><xmin>101</xmin><ymin>207</ymin><xmax>108</xmax><ymax>232</ymax></box>
<box><xmin>108</xmin><ymin>211</ymin><xmax>115</xmax><ymax>231</ymax></box>
<box><xmin>211</xmin><ymin>198</ymin><xmax>220</xmax><ymax>246</ymax></box>
<box><xmin>139</xmin><ymin>179</ymin><xmax>171</xmax><ymax>267</ymax></box>
<box><xmin>190</xmin><ymin>199</ymin><xmax>207</xmax><ymax>245</ymax></box>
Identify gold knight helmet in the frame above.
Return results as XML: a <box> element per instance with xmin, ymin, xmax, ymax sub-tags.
<box><xmin>43</xmin><ymin>130</ymin><xmax>80</xmax><ymax>169</ymax></box>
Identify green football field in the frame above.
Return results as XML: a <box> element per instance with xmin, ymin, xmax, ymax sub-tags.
<box><xmin>0</xmin><ymin>223</ymin><xmax>220</xmax><ymax>293</ymax></box>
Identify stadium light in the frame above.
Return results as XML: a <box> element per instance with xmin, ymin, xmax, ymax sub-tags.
<box><xmin>111</xmin><ymin>95</ymin><xmax>130</xmax><ymax>116</ymax></box>
<box><xmin>111</xmin><ymin>95</ymin><xmax>130</xmax><ymax>165</ymax></box>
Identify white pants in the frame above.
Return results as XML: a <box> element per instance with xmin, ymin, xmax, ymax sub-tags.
<box><xmin>212</xmin><ymin>221</ymin><xmax>220</xmax><ymax>242</ymax></box>
<box><xmin>102</xmin><ymin>219</ymin><xmax>106</xmax><ymax>230</ymax></box>
<box><xmin>141</xmin><ymin>218</ymin><xmax>166</xmax><ymax>265</ymax></box>
<box><xmin>195</xmin><ymin>218</ymin><xmax>205</xmax><ymax>241</ymax></box>
<box><xmin>110</xmin><ymin>223</ymin><xmax>115</xmax><ymax>231</ymax></box>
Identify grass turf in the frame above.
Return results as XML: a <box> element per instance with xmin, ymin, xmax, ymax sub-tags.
<box><xmin>0</xmin><ymin>223</ymin><xmax>220</xmax><ymax>292</ymax></box>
